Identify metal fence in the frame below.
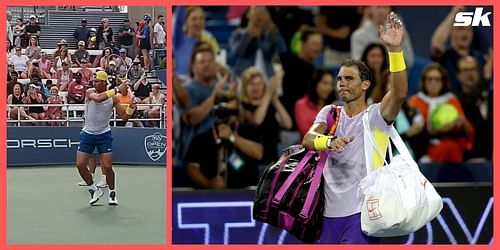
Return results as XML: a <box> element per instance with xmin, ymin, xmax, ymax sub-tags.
<box><xmin>7</xmin><ymin>103</ymin><xmax>165</xmax><ymax>128</ymax></box>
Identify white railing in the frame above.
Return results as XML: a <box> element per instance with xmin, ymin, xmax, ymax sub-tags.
<box><xmin>7</xmin><ymin>103</ymin><xmax>165</xmax><ymax>128</ymax></box>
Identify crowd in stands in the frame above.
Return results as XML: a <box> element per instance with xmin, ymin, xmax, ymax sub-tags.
<box><xmin>7</xmin><ymin>10</ymin><xmax>166</xmax><ymax>127</ymax></box>
<box><xmin>172</xmin><ymin>6</ymin><xmax>493</xmax><ymax>189</ymax></box>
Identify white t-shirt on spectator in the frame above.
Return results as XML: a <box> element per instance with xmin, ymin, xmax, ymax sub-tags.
<box><xmin>10</xmin><ymin>54</ymin><xmax>29</xmax><ymax>72</ymax></box>
<box><xmin>154</xmin><ymin>23</ymin><xmax>166</xmax><ymax>45</ymax></box>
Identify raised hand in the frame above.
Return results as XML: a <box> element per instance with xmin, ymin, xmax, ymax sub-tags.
<box><xmin>379</xmin><ymin>12</ymin><xmax>404</xmax><ymax>51</ymax></box>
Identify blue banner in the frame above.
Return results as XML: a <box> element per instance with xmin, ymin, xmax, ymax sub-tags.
<box><xmin>7</xmin><ymin>127</ymin><xmax>166</xmax><ymax>166</ymax></box>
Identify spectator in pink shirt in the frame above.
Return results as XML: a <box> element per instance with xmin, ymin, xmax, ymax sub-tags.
<box><xmin>295</xmin><ymin>69</ymin><xmax>337</xmax><ymax>140</ymax></box>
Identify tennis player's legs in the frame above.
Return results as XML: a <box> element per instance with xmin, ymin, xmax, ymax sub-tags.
<box><xmin>94</xmin><ymin>131</ymin><xmax>118</xmax><ymax>205</ymax></box>
<box><xmin>95</xmin><ymin>131</ymin><xmax>114</xmax><ymax>189</ymax></box>
<box><xmin>76</xmin><ymin>131</ymin><xmax>97</xmax><ymax>185</ymax></box>
<box><xmin>77</xmin><ymin>131</ymin><xmax>104</xmax><ymax>205</ymax></box>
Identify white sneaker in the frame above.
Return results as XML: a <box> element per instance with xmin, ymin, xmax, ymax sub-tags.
<box><xmin>89</xmin><ymin>187</ymin><xmax>104</xmax><ymax>205</ymax></box>
<box><xmin>108</xmin><ymin>191</ymin><xmax>118</xmax><ymax>206</ymax></box>
<box><xmin>78</xmin><ymin>180</ymin><xmax>89</xmax><ymax>186</ymax></box>
<box><xmin>96</xmin><ymin>176</ymin><xmax>108</xmax><ymax>188</ymax></box>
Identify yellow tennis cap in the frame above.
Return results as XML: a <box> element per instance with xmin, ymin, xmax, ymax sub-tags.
<box><xmin>95</xmin><ymin>71</ymin><xmax>109</xmax><ymax>82</ymax></box>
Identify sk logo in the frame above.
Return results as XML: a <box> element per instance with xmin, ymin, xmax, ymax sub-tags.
<box><xmin>144</xmin><ymin>132</ymin><xmax>167</xmax><ymax>161</ymax></box>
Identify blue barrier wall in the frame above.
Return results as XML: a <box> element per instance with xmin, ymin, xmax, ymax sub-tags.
<box><xmin>173</xmin><ymin>185</ymin><xmax>493</xmax><ymax>244</ymax></box>
<box><xmin>7</xmin><ymin>127</ymin><xmax>166</xmax><ymax>166</ymax></box>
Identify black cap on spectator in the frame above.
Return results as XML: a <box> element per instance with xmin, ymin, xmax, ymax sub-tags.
<box><xmin>81</xmin><ymin>18</ymin><xmax>87</xmax><ymax>23</ymax></box>
<box><xmin>124</xmin><ymin>19</ymin><xmax>130</xmax><ymax>22</ymax></box>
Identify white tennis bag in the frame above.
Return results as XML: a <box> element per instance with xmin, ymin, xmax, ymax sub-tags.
<box><xmin>359</xmin><ymin>109</ymin><xmax>443</xmax><ymax>237</ymax></box>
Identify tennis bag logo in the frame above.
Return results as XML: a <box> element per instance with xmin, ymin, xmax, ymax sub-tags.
<box><xmin>144</xmin><ymin>132</ymin><xmax>167</xmax><ymax>161</ymax></box>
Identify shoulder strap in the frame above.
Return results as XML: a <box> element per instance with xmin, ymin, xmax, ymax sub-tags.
<box><xmin>326</xmin><ymin>105</ymin><xmax>341</xmax><ymax>136</ymax></box>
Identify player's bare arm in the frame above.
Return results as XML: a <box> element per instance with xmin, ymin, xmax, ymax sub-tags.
<box><xmin>379</xmin><ymin>12</ymin><xmax>408</xmax><ymax>123</ymax></box>
<box><xmin>86</xmin><ymin>87</ymin><xmax>118</xmax><ymax>103</ymax></box>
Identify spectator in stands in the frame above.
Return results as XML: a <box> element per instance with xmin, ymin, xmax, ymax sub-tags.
<box><xmin>226</xmin><ymin>6</ymin><xmax>248</xmax><ymax>25</ymax></box>
<box><xmin>133</xmin><ymin>20</ymin><xmax>145</xmax><ymax>54</ymax></box>
<box><xmin>40</xmin><ymin>76</ymin><xmax>51</xmax><ymax>98</ymax></box>
<box><xmin>7</xmin><ymin>11</ymin><xmax>13</xmax><ymax>47</ymax></box>
<box><xmin>116</xmin><ymin>82</ymin><xmax>143</xmax><ymax>127</ymax></box>
<box><xmin>280</xmin><ymin>31</ymin><xmax>322</xmax><ymax>133</ymax></box>
<box><xmin>116</xmin><ymin>48</ymin><xmax>132</xmax><ymax>75</ymax></box>
<box><xmin>73</xmin><ymin>18</ymin><xmax>90</xmax><ymax>48</ymax></box>
<box><xmin>266</xmin><ymin>7</ymin><xmax>315</xmax><ymax>53</ymax></box>
<box><xmin>175</xmin><ymin>47</ymin><xmax>228</xmax><ymax>167</ymax></box>
<box><xmin>97</xmin><ymin>18</ymin><xmax>114</xmax><ymax>49</ymax></box>
<box><xmin>10</xmin><ymin>46</ymin><xmax>29</xmax><ymax>76</ymax></box>
<box><xmin>142</xmin><ymin>83</ymin><xmax>165</xmax><ymax>128</ymax></box>
<box><xmin>27</xmin><ymin>59</ymin><xmax>50</xmax><ymax>79</ymax></box>
<box><xmin>67</xmin><ymin>72</ymin><xmax>86</xmax><ymax>104</ymax></box>
<box><xmin>351</xmin><ymin>7</ymin><xmax>414</xmax><ymax>67</ymax></box>
<box><xmin>23</xmin><ymin>83</ymin><xmax>46</xmax><ymax>125</ymax></box>
<box><xmin>108</xmin><ymin>41</ymin><xmax>121</xmax><ymax>55</ymax></box>
<box><xmin>430</xmin><ymin>6</ymin><xmax>486</xmax><ymax>93</ymax></box>
<box><xmin>159</xmin><ymin>56</ymin><xmax>166</xmax><ymax>69</ymax></box>
<box><xmin>78</xmin><ymin>58</ymin><xmax>93</xmax><ymax>84</ymax></box>
<box><xmin>317</xmin><ymin>6</ymin><xmax>364</xmax><ymax>66</ymax></box>
<box><xmin>38</xmin><ymin>51</ymin><xmax>52</xmax><ymax>77</ymax></box>
<box><xmin>409</xmin><ymin>63</ymin><xmax>474</xmax><ymax>163</ymax></box>
<box><xmin>7</xmin><ymin>39</ymin><xmax>14</xmax><ymax>59</ymax></box>
<box><xmin>108</xmin><ymin>59</ymin><xmax>118</xmax><ymax>73</ymax></box>
<box><xmin>456</xmin><ymin>56</ymin><xmax>492</xmax><ymax>160</ymax></box>
<box><xmin>23</xmin><ymin>73</ymin><xmax>43</xmax><ymax>93</ymax></box>
<box><xmin>153</xmin><ymin>15</ymin><xmax>166</xmax><ymax>49</ymax></box>
<box><xmin>118</xmin><ymin>19</ymin><xmax>135</xmax><ymax>58</ymax></box>
<box><xmin>25</xmin><ymin>15</ymin><xmax>41</xmax><ymax>44</ymax></box>
<box><xmin>133</xmin><ymin>71</ymin><xmax>152</xmax><ymax>100</ymax></box>
<box><xmin>137</xmin><ymin>14</ymin><xmax>152</xmax><ymax>70</ymax></box>
<box><xmin>172</xmin><ymin>56</ymin><xmax>190</xmax><ymax>109</ymax></box>
<box><xmin>57</xmin><ymin>61</ymin><xmax>72</xmax><ymax>91</ymax></box>
<box><xmin>127</xmin><ymin>57</ymin><xmax>144</xmax><ymax>86</ymax></box>
<box><xmin>74</xmin><ymin>41</ymin><xmax>90</xmax><ymax>67</ymax></box>
<box><xmin>173</xmin><ymin>6</ymin><xmax>219</xmax><ymax>77</ymax></box>
<box><xmin>239</xmin><ymin>67</ymin><xmax>292</xmax><ymax>166</ymax></box>
<box><xmin>87</xmin><ymin>28</ymin><xmax>98</xmax><ymax>50</ymax></box>
<box><xmin>7</xmin><ymin>70</ymin><xmax>20</xmax><ymax>97</ymax></box>
<box><xmin>46</xmin><ymin>86</ymin><xmax>64</xmax><ymax>126</ymax></box>
<box><xmin>25</xmin><ymin>36</ymin><xmax>42</xmax><ymax>60</ymax></box>
<box><xmin>294</xmin><ymin>69</ymin><xmax>337</xmax><ymax>140</ymax></box>
<box><xmin>13</xmin><ymin>18</ymin><xmax>26</xmax><ymax>48</ymax></box>
<box><xmin>229</xmin><ymin>6</ymin><xmax>287</xmax><ymax>79</ymax></box>
<box><xmin>54</xmin><ymin>39</ymin><xmax>69</xmax><ymax>59</ymax></box>
<box><xmin>99</xmin><ymin>47</ymin><xmax>114</xmax><ymax>69</ymax></box>
<box><xmin>8</xmin><ymin>82</ymin><xmax>35</xmax><ymax>121</ymax></box>
<box><xmin>53</xmin><ymin>47</ymin><xmax>72</xmax><ymax>71</ymax></box>
<box><xmin>185</xmin><ymin>99</ymin><xmax>263</xmax><ymax>189</ymax></box>
<box><xmin>360</xmin><ymin>43</ymin><xmax>389</xmax><ymax>103</ymax></box>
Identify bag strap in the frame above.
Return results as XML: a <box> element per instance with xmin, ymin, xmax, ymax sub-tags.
<box><xmin>297</xmin><ymin>106</ymin><xmax>340</xmax><ymax>218</ymax></box>
<box><xmin>272</xmin><ymin>150</ymin><xmax>315</xmax><ymax>206</ymax></box>
<box><xmin>388</xmin><ymin>126</ymin><xmax>419</xmax><ymax>170</ymax></box>
<box><xmin>265</xmin><ymin>154</ymin><xmax>292</xmax><ymax>211</ymax></box>
<box><xmin>326</xmin><ymin>105</ymin><xmax>341</xmax><ymax>135</ymax></box>
<box><xmin>299</xmin><ymin>151</ymin><xmax>329</xmax><ymax>220</ymax></box>
<box><xmin>273</xmin><ymin>106</ymin><xmax>341</xmax><ymax>211</ymax></box>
